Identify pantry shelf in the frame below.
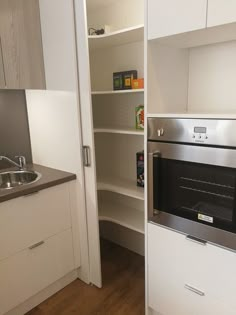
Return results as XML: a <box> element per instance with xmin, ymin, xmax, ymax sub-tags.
<box><xmin>91</xmin><ymin>89</ymin><xmax>144</xmax><ymax>95</ymax></box>
<box><xmin>97</xmin><ymin>178</ymin><xmax>144</xmax><ymax>200</ymax></box>
<box><xmin>99</xmin><ymin>201</ymin><xmax>144</xmax><ymax>234</ymax></box>
<box><xmin>88</xmin><ymin>24</ymin><xmax>144</xmax><ymax>50</ymax></box>
<box><xmin>94</xmin><ymin>126</ymin><xmax>144</xmax><ymax>136</ymax></box>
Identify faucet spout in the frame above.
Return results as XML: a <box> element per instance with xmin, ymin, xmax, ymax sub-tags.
<box><xmin>0</xmin><ymin>155</ymin><xmax>27</xmax><ymax>170</ymax></box>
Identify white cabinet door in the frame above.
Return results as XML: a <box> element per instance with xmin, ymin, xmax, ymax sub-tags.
<box><xmin>148</xmin><ymin>0</ymin><xmax>207</xmax><ymax>39</ymax></box>
<box><xmin>0</xmin><ymin>229</ymin><xmax>74</xmax><ymax>315</ymax></box>
<box><xmin>73</xmin><ymin>0</ymin><xmax>102</xmax><ymax>288</ymax></box>
<box><xmin>207</xmin><ymin>0</ymin><xmax>236</xmax><ymax>28</ymax></box>
<box><xmin>147</xmin><ymin>223</ymin><xmax>207</xmax><ymax>315</ymax></box>
<box><xmin>147</xmin><ymin>223</ymin><xmax>236</xmax><ymax>315</ymax></box>
<box><xmin>0</xmin><ymin>183</ymin><xmax>71</xmax><ymax>261</ymax></box>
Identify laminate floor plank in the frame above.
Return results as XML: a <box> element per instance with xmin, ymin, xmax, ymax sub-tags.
<box><xmin>26</xmin><ymin>240</ymin><xmax>145</xmax><ymax>315</ymax></box>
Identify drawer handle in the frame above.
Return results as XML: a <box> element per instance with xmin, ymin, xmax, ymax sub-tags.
<box><xmin>186</xmin><ymin>235</ymin><xmax>207</xmax><ymax>246</ymax></box>
<box><xmin>184</xmin><ymin>284</ymin><xmax>205</xmax><ymax>296</ymax></box>
<box><xmin>29</xmin><ymin>241</ymin><xmax>45</xmax><ymax>250</ymax></box>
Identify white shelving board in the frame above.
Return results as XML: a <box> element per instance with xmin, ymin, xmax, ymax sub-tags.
<box><xmin>147</xmin><ymin>113</ymin><xmax>236</xmax><ymax>119</ymax></box>
<box><xmin>88</xmin><ymin>24</ymin><xmax>144</xmax><ymax>50</ymax></box>
<box><xmin>94</xmin><ymin>126</ymin><xmax>144</xmax><ymax>136</ymax></box>
<box><xmin>91</xmin><ymin>89</ymin><xmax>144</xmax><ymax>95</ymax></box>
<box><xmin>99</xmin><ymin>201</ymin><xmax>144</xmax><ymax>234</ymax></box>
<box><xmin>97</xmin><ymin>178</ymin><xmax>144</xmax><ymax>200</ymax></box>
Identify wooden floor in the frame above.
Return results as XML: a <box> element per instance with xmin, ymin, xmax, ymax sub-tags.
<box><xmin>27</xmin><ymin>240</ymin><xmax>145</xmax><ymax>315</ymax></box>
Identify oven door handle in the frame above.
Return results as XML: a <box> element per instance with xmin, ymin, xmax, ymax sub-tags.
<box><xmin>148</xmin><ymin>151</ymin><xmax>161</xmax><ymax>219</ymax></box>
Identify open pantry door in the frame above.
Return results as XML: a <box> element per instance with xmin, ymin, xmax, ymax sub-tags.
<box><xmin>73</xmin><ymin>0</ymin><xmax>102</xmax><ymax>288</ymax></box>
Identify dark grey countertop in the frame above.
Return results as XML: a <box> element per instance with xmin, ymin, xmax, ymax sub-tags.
<box><xmin>0</xmin><ymin>164</ymin><xmax>76</xmax><ymax>203</ymax></box>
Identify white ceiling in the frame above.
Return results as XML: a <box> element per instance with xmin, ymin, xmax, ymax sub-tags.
<box><xmin>86</xmin><ymin>0</ymin><xmax>116</xmax><ymax>11</ymax></box>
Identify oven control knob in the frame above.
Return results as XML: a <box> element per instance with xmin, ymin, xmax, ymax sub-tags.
<box><xmin>199</xmin><ymin>135</ymin><xmax>202</xmax><ymax>139</ymax></box>
<box><xmin>157</xmin><ymin>128</ymin><xmax>164</xmax><ymax>137</ymax></box>
<box><xmin>205</xmin><ymin>135</ymin><xmax>208</xmax><ymax>139</ymax></box>
<box><xmin>192</xmin><ymin>134</ymin><xmax>195</xmax><ymax>138</ymax></box>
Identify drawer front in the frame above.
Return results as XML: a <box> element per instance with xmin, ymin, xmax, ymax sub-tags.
<box><xmin>147</xmin><ymin>223</ymin><xmax>236</xmax><ymax>315</ymax></box>
<box><xmin>0</xmin><ymin>183</ymin><xmax>71</xmax><ymax>261</ymax></box>
<box><xmin>0</xmin><ymin>229</ymin><xmax>75</xmax><ymax>315</ymax></box>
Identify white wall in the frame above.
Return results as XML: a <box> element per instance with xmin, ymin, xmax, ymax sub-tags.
<box><xmin>188</xmin><ymin>40</ymin><xmax>236</xmax><ymax>113</ymax></box>
<box><xmin>87</xmin><ymin>0</ymin><xmax>144</xmax><ymax>31</ymax></box>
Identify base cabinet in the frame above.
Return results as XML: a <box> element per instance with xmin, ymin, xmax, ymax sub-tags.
<box><xmin>147</xmin><ymin>223</ymin><xmax>236</xmax><ymax>315</ymax></box>
<box><xmin>0</xmin><ymin>183</ymin><xmax>77</xmax><ymax>315</ymax></box>
<box><xmin>0</xmin><ymin>229</ymin><xmax>74</xmax><ymax>315</ymax></box>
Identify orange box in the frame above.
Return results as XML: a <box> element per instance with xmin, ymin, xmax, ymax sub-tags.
<box><xmin>132</xmin><ymin>78</ymin><xmax>144</xmax><ymax>89</ymax></box>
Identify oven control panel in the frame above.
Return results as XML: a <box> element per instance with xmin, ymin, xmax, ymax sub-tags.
<box><xmin>192</xmin><ymin>126</ymin><xmax>208</xmax><ymax>142</ymax></box>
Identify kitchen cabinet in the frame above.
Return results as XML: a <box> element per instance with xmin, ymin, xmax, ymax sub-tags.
<box><xmin>207</xmin><ymin>0</ymin><xmax>236</xmax><ymax>28</ymax></box>
<box><xmin>0</xmin><ymin>183</ymin><xmax>77</xmax><ymax>315</ymax></box>
<box><xmin>147</xmin><ymin>0</ymin><xmax>207</xmax><ymax>39</ymax></box>
<box><xmin>0</xmin><ymin>0</ymin><xmax>45</xmax><ymax>89</ymax></box>
<box><xmin>147</xmin><ymin>223</ymin><xmax>236</xmax><ymax>315</ymax></box>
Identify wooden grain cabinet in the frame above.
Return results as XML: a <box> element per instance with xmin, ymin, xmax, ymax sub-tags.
<box><xmin>147</xmin><ymin>0</ymin><xmax>207</xmax><ymax>39</ymax></box>
<box><xmin>0</xmin><ymin>38</ymin><xmax>5</xmax><ymax>88</ymax></box>
<box><xmin>0</xmin><ymin>0</ymin><xmax>45</xmax><ymax>89</ymax></box>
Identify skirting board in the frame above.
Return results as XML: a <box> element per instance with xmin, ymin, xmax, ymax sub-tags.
<box><xmin>6</xmin><ymin>269</ymin><xmax>79</xmax><ymax>315</ymax></box>
<box><xmin>99</xmin><ymin>221</ymin><xmax>145</xmax><ymax>256</ymax></box>
<box><xmin>148</xmin><ymin>308</ymin><xmax>160</xmax><ymax>315</ymax></box>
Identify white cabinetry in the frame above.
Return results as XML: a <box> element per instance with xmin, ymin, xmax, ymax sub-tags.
<box><xmin>207</xmin><ymin>0</ymin><xmax>236</xmax><ymax>28</ymax></box>
<box><xmin>147</xmin><ymin>0</ymin><xmax>207</xmax><ymax>39</ymax></box>
<box><xmin>0</xmin><ymin>183</ymin><xmax>76</xmax><ymax>315</ymax></box>
<box><xmin>147</xmin><ymin>223</ymin><xmax>236</xmax><ymax>315</ymax></box>
<box><xmin>75</xmin><ymin>0</ymin><xmax>144</xmax><ymax>287</ymax></box>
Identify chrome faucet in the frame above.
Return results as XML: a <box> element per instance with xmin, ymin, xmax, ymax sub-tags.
<box><xmin>0</xmin><ymin>155</ymin><xmax>26</xmax><ymax>170</ymax></box>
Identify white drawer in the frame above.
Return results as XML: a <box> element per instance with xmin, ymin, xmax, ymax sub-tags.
<box><xmin>0</xmin><ymin>228</ymin><xmax>75</xmax><ymax>315</ymax></box>
<box><xmin>0</xmin><ymin>183</ymin><xmax>71</xmax><ymax>261</ymax></box>
<box><xmin>147</xmin><ymin>223</ymin><xmax>236</xmax><ymax>315</ymax></box>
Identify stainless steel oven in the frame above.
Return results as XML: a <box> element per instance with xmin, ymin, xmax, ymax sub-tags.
<box><xmin>148</xmin><ymin>118</ymin><xmax>236</xmax><ymax>251</ymax></box>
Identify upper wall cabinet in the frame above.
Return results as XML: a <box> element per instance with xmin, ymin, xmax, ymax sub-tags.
<box><xmin>207</xmin><ymin>0</ymin><xmax>236</xmax><ymax>28</ymax></box>
<box><xmin>148</xmin><ymin>0</ymin><xmax>207</xmax><ymax>39</ymax></box>
<box><xmin>0</xmin><ymin>0</ymin><xmax>45</xmax><ymax>89</ymax></box>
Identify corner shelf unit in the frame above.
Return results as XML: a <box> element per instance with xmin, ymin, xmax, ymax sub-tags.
<box><xmin>99</xmin><ymin>201</ymin><xmax>144</xmax><ymax>234</ymax></box>
<box><xmin>94</xmin><ymin>126</ymin><xmax>144</xmax><ymax>136</ymax></box>
<box><xmin>97</xmin><ymin>178</ymin><xmax>144</xmax><ymax>201</ymax></box>
<box><xmin>87</xmin><ymin>0</ymin><xmax>144</xmax><ymax>251</ymax></box>
<box><xmin>91</xmin><ymin>89</ymin><xmax>144</xmax><ymax>95</ymax></box>
<box><xmin>88</xmin><ymin>24</ymin><xmax>144</xmax><ymax>50</ymax></box>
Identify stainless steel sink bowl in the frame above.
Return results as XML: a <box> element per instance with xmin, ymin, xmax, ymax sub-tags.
<box><xmin>0</xmin><ymin>170</ymin><xmax>41</xmax><ymax>190</ymax></box>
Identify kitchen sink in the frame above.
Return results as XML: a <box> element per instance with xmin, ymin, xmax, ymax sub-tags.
<box><xmin>0</xmin><ymin>170</ymin><xmax>41</xmax><ymax>190</ymax></box>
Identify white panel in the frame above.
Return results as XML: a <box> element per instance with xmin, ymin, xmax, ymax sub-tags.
<box><xmin>26</xmin><ymin>91</ymin><xmax>79</xmax><ymax>172</ymax></box>
<box><xmin>39</xmin><ymin>0</ymin><xmax>77</xmax><ymax>90</ymax></box>
<box><xmin>0</xmin><ymin>229</ymin><xmax>74</xmax><ymax>315</ymax></box>
<box><xmin>0</xmin><ymin>183</ymin><xmax>71</xmax><ymax>262</ymax></box>
<box><xmin>208</xmin><ymin>0</ymin><xmax>236</xmax><ymax>28</ymax></box>
<box><xmin>188</xmin><ymin>41</ymin><xmax>236</xmax><ymax>113</ymax></box>
<box><xmin>74</xmin><ymin>0</ymin><xmax>102</xmax><ymax>288</ymax></box>
<box><xmin>26</xmin><ymin>89</ymin><xmax>90</xmax><ymax>284</ymax></box>
<box><xmin>148</xmin><ymin>0</ymin><xmax>207</xmax><ymax>39</ymax></box>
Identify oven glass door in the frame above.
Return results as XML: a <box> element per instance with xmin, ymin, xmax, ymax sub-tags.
<box><xmin>149</xmin><ymin>142</ymin><xmax>236</xmax><ymax>233</ymax></box>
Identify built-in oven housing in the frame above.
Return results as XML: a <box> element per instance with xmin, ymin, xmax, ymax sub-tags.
<box><xmin>148</xmin><ymin>118</ymin><xmax>236</xmax><ymax>251</ymax></box>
